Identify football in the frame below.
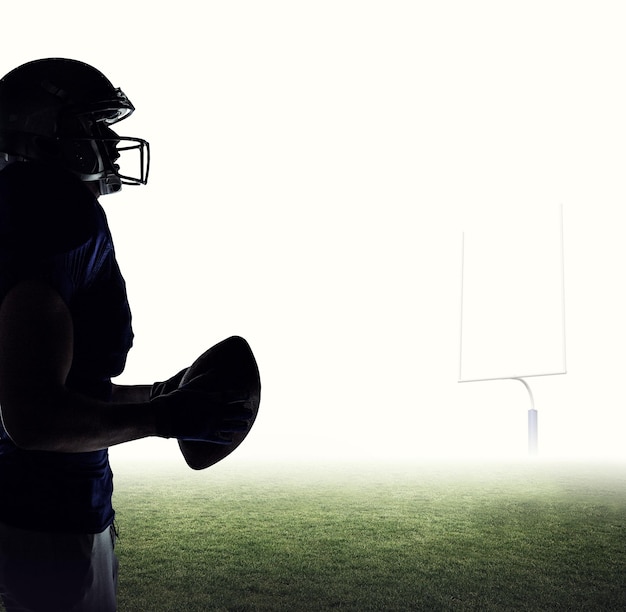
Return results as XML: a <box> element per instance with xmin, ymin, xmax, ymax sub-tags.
<box><xmin>177</xmin><ymin>336</ymin><xmax>261</xmax><ymax>470</ymax></box>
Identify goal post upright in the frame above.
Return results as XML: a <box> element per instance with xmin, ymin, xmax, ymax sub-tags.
<box><xmin>458</xmin><ymin>205</ymin><xmax>567</xmax><ymax>457</ymax></box>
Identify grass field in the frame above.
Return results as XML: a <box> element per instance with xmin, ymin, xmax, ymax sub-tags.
<box><xmin>106</xmin><ymin>459</ymin><xmax>626</xmax><ymax>611</ymax></box>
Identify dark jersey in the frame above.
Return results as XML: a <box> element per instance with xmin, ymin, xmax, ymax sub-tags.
<box><xmin>0</xmin><ymin>161</ymin><xmax>133</xmax><ymax>533</ymax></box>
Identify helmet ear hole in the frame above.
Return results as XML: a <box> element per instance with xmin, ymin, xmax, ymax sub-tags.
<box><xmin>61</xmin><ymin>138</ymin><xmax>102</xmax><ymax>175</ymax></box>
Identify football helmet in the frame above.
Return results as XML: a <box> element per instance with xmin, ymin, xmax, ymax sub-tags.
<box><xmin>0</xmin><ymin>58</ymin><xmax>150</xmax><ymax>195</ymax></box>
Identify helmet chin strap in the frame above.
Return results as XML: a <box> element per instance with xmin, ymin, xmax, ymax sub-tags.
<box><xmin>95</xmin><ymin>174</ymin><xmax>122</xmax><ymax>196</ymax></box>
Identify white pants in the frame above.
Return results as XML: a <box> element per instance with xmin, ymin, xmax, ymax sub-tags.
<box><xmin>0</xmin><ymin>522</ymin><xmax>118</xmax><ymax>612</ymax></box>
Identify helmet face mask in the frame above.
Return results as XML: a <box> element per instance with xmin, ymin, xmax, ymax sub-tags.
<box><xmin>60</xmin><ymin>129</ymin><xmax>150</xmax><ymax>195</ymax></box>
<box><xmin>0</xmin><ymin>58</ymin><xmax>150</xmax><ymax>196</ymax></box>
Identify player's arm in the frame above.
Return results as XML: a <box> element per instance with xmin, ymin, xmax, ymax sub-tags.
<box><xmin>110</xmin><ymin>384</ymin><xmax>151</xmax><ymax>404</ymax></box>
<box><xmin>0</xmin><ymin>279</ymin><xmax>157</xmax><ymax>452</ymax></box>
<box><xmin>110</xmin><ymin>368</ymin><xmax>188</xmax><ymax>404</ymax></box>
<box><xmin>0</xmin><ymin>279</ymin><xmax>252</xmax><ymax>453</ymax></box>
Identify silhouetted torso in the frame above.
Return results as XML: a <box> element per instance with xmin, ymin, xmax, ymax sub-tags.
<box><xmin>0</xmin><ymin>161</ymin><xmax>133</xmax><ymax>533</ymax></box>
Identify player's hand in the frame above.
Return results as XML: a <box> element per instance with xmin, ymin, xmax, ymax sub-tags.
<box><xmin>151</xmin><ymin>372</ymin><xmax>254</xmax><ymax>444</ymax></box>
<box><xmin>150</xmin><ymin>367</ymin><xmax>189</xmax><ymax>399</ymax></box>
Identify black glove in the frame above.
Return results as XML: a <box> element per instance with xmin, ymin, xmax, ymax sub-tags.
<box><xmin>150</xmin><ymin>368</ymin><xmax>189</xmax><ymax>400</ymax></box>
<box><xmin>151</xmin><ymin>372</ymin><xmax>253</xmax><ymax>444</ymax></box>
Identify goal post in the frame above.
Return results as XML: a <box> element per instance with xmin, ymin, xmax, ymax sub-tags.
<box><xmin>458</xmin><ymin>204</ymin><xmax>567</xmax><ymax>455</ymax></box>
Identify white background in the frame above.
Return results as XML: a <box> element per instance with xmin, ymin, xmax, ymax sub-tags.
<box><xmin>460</xmin><ymin>204</ymin><xmax>567</xmax><ymax>382</ymax></box>
<box><xmin>4</xmin><ymin>1</ymin><xmax>626</xmax><ymax>463</ymax></box>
